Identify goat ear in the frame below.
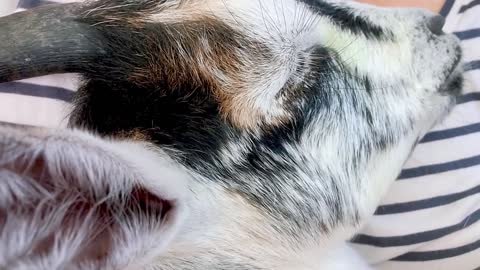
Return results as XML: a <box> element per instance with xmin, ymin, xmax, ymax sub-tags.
<box><xmin>0</xmin><ymin>125</ymin><xmax>191</xmax><ymax>269</ymax></box>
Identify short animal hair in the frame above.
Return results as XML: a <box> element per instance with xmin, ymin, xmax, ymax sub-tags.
<box><xmin>0</xmin><ymin>0</ymin><xmax>463</xmax><ymax>269</ymax></box>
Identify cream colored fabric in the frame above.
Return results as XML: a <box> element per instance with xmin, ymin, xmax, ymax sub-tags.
<box><xmin>0</xmin><ymin>0</ymin><xmax>19</xmax><ymax>16</ymax></box>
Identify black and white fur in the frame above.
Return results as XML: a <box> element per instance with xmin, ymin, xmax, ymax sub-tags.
<box><xmin>0</xmin><ymin>0</ymin><xmax>463</xmax><ymax>269</ymax></box>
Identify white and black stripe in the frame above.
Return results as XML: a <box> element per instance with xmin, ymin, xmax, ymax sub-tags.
<box><xmin>354</xmin><ymin>1</ymin><xmax>480</xmax><ymax>269</ymax></box>
<box><xmin>459</xmin><ymin>0</ymin><xmax>480</xmax><ymax>13</ymax></box>
<box><xmin>18</xmin><ymin>0</ymin><xmax>55</xmax><ymax>8</ymax></box>
<box><xmin>0</xmin><ymin>81</ymin><xmax>73</xmax><ymax>101</ymax></box>
<box><xmin>455</xmin><ymin>28</ymin><xmax>480</xmax><ymax>40</ymax></box>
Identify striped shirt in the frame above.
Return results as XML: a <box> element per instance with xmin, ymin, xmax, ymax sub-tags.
<box><xmin>0</xmin><ymin>1</ymin><xmax>479</xmax><ymax>269</ymax></box>
<box><xmin>352</xmin><ymin>1</ymin><xmax>480</xmax><ymax>269</ymax></box>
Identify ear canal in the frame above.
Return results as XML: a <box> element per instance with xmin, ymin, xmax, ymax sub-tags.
<box><xmin>0</xmin><ymin>3</ymin><xmax>103</xmax><ymax>83</ymax></box>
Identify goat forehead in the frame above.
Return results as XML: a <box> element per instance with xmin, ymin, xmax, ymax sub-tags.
<box><xmin>140</xmin><ymin>0</ymin><xmax>399</xmax><ymax>87</ymax></box>
<box><xmin>132</xmin><ymin>0</ymin><xmax>377</xmax><ymax>129</ymax></box>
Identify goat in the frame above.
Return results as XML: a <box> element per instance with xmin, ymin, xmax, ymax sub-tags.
<box><xmin>0</xmin><ymin>0</ymin><xmax>463</xmax><ymax>269</ymax></box>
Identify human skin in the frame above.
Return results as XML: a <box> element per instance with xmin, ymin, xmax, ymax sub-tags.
<box><xmin>355</xmin><ymin>0</ymin><xmax>446</xmax><ymax>13</ymax></box>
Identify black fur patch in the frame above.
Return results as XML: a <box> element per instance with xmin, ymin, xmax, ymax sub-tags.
<box><xmin>299</xmin><ymin>0</ymin><xmax>391</xmax><ymax>40</ymax></box>
<box><xmin>70</xmin><ymin>79</ymin><xmax>229</xmax><ymax>166</ymax></box>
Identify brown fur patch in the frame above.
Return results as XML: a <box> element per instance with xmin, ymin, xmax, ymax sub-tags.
<box><xmin>82</xmin><ymin>0</ymin><xmax>291</xmax><ymax>131</ymax></box>
<box><xmin>114</xmin><ymin>129</ymin><xmax>151</xmax><ymax>141</ymax></box>
<box><xmin>127</xmin><ymin>17</ymin><xmax>287</xmax><ymax>130</ymax></box>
